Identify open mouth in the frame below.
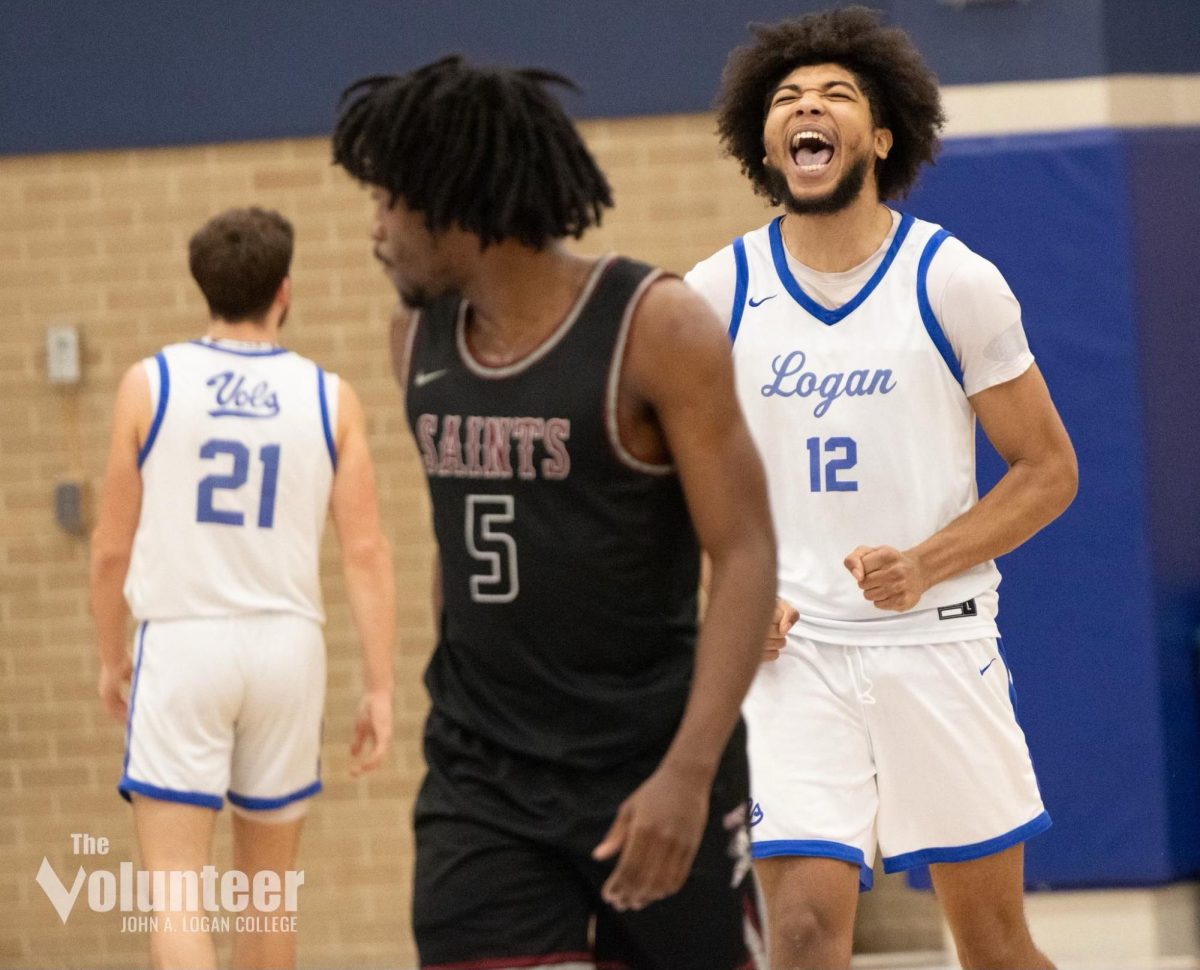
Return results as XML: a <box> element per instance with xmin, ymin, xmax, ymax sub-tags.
<box><xmin>790</xmin><ymin>130</ymin><xmax>835</xmax><ymax>173</ymax></box>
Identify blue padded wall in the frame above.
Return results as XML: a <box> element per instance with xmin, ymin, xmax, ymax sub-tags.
<box><xmin>6</xmin><ymin>0</ymin><xmax>1200</xmax><ymax>156</ymax></box>
<box><xmin>1125</xmin><ymin>128</ymin><xmax>1200</xmax><ymax>879</ymax></box>
<box><xmin>903</xmin><ymin>129</ymin><xmax>1200</xmax><ymax>887</ymax></box>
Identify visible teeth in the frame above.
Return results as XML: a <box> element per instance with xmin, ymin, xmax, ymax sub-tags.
<box><xmin>791</xmin><ymin>131</ymin><xmax>832</xmax><ymax>151</ymax></box>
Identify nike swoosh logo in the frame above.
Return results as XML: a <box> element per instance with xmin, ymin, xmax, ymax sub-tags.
<box><xmin>748</xmin><ymin>295</ymin><xmax>777</xmax><ymax>307</ymax></box>
<box><xmin>979</xmin><ymin>658</ymin><xmax>998</xmax><ymax>676</ymax></box>
<box><xmin>413</xmin><ymin>369</ymin><xmax>448</xmax><ymax>388</ymax></box>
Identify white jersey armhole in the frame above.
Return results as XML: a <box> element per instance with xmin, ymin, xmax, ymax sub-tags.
<box><xmin>926</xmin><ymin>238</ymin><xmax>1035</xmax><ymax>398</ymax></box>
<box><xmin>137</xmin><ymin>351</ymin><xmax>171</xmax><ymax>469</ymax></box>
<box><xmin>316</xmin><ymin>366</ymin><xmax>339</xmax><ymax>470</ymax></box>
<box><xmin>684</xmin><ymin>245</ymin><xmax>741</xmax><ymax>332</ymax></box>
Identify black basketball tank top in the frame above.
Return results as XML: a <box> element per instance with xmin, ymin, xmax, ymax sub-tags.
<box><xmin>405</xmin><ymin>255</ymin><xmax>700</xmax><ymax>771</ymax></box>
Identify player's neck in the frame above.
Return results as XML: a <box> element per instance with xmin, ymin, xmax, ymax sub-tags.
<box><xmin>206</xmin><ymin>317</ymin><xmax>280</xmax><ymax>346</ymax></box>
<box><xmin>779</xmin><ymin>195</ymin><xmax>894</xmax><ymax>274</ymax></box>
<box><xmin>461</xmin><ymin>243</ymin><xmax>596</xmax><ymax>366</ymax></box>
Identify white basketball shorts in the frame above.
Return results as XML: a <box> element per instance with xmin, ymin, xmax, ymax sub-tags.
<box><xmin>744</xmin><ymin>634</ymin><xmax>1049</xmax><ymax>889</ymax></box>
<box><xmin>119</xmin><ymin>613</ymin><xmax>326</xmax><ymax>814</ymax></box>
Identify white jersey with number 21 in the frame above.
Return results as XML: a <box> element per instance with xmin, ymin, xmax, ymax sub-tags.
<box><xmin>124</xmin><ymin>338</ymin><xmax>338</xmax><ymax>624</ymax></box>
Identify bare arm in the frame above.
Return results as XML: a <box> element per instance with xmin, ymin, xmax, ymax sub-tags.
<box><xmin>847</xmin><ymin>363</ymin><xmax>1078</xmax><ymax>609</ymax></box>
<box><xmin>644</xmin><ymin>284</ymin><xmax>776</xmax><ymax>780</ymax></box>
<box><xmin>330</xmin><ymin>379</ymin><xmax>397</xmax><ymax>774</ymax></box>
<box><xmin>89</xmin><ymin>365</ymin><xmax>150</xmax><ymax>723</ymax></box>
<box><xmin>594</xmin><ymin>277</ymin><xmax>776</xmax><ymax>909</ymax></box>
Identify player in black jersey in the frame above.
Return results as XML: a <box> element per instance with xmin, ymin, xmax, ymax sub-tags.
<box><xmin>334</xmin><ymin>56</ymin><xmax>776</xmax><ymax>970</ymax></box>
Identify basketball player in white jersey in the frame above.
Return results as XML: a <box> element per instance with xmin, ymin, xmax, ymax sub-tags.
<box><xmin>89</xmin><ymin>207</ymin><xmax>395</xmax><ymax>969</ymax></box>
<box><xmin>686</xmin><ymin>9</ymin><xmax>1078</xmax><ymax>969</ymax></box>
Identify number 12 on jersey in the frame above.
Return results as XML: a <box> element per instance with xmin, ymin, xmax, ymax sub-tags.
<box><xmin>806</xmin><ymin>436</ymin><xmax>858</xmax><ymax>492</ymax></box>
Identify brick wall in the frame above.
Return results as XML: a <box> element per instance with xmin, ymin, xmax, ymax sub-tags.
<box><xmin>0</xmin><ymin>116</ymin><xmax>940</xmax><ymax>968</ymax></box>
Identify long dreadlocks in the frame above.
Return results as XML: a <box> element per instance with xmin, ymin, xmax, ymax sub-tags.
<box><xmin>333</xmin><ymin>56</ymin><xmax>613</xmax><ymax>249</ymax></box>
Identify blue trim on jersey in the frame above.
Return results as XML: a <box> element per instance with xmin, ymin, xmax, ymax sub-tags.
<box><xmin>916</xmin><ymin>229</ymin><xmax>966</xmax><ymax>387</ymax></box>
<box><xmin>137</xmin><ymin>354</ymin><xmax>170</xmax><ymax>468</ymax></box>
<box><xmin>227</xmin><ymin>779</ymin><xmax>322</xmax><ymax>811</ymax></box>
<box><xmin>317</xmin><ymin>367</ymin><xmax>337</xmax><ymax>470</ymax></box>
<box><xmin>996</xmin><ymin>637</ymin><xmax>1021</xmax><ymax>718</ymax></box>
<box><xmin>768</xmin><ymin>212</ymin><xmax>914</xmax><ymax>326</ymax></box>
<box><xmin>728</xmin><ymin>236</ymin><xmax>749</xmax><ymax>344</ymax></box>
<box><xmin>121</xmin><ymin>621</ymin><xmax>148</xmax><ymax>776</ymax></box>
<box><xmin>751</xmin><ymin>838</ymin><xmax>874</xmax><ymax>891</ymax></box>
<box><xmin>188</xmin><ymin>339</ymin><xmax>288</xmax><ymax>357</ymax></box>
<box><xmin>118</xmin><ymin>777</ymin><xmax>223</xmax><ymax>810</ymax></box>
<box><xmin>882</xmin><ymin>811</ymin><xmax>1052</xmax><ymax>873</ymax></box>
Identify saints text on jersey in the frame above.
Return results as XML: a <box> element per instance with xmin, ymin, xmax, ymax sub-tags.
<box><xmin>416</xmin><ymin>413</ymin><xmax>571</xmax><ymax>480</ymax></box>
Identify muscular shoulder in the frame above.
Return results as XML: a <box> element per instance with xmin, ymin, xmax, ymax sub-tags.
<box><xmin>626</xmin><ymin>276</ymin><xmax>732</xmax><ymax>400</ymax></box>
<box><xmin>111</xmin><ymin>360</ymin><xmax>153</xmax><ymax>447</ymax></box>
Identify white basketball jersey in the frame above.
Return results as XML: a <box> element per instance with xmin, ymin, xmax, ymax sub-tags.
<box><xmin>701</xmin><ymin>214</ymin><xmax>1002</xmax><ymax>645</ymax></box>
<box><xmin>124</xmin><ymin>339</ymin><xmax>338</xmax><ymax>623</ymax></box>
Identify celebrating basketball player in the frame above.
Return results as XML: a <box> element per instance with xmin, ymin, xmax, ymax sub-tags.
<box><xmin>685</xmin><ymin>8</ymin><xmax>1077</xmax><ymax>969</ymax></box>
<box><xmin>89</xmin><ymin>207</ymin><xmax>395</xmax><ymax>969</ymax></box>
<box><xmin>334</xmin><ymin>56</ymin><xmax>775</xmax><ymax>970</ymax></box>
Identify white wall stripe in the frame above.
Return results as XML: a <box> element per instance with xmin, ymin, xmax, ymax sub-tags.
<box><xmin>941</xmin><ymin>73</ymin><xmax>1200</xmax><ymax>138</ymax></box>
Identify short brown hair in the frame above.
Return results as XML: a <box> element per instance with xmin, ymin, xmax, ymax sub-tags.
<box><xmin>716</xmin><ymin>6</ymin><xmax>945</xmax><ymax>202</ymax></box>
<box><xmin>188</xmin><ymin>207</ymin><xmax>294</xmax><ymax>321</ymax></box>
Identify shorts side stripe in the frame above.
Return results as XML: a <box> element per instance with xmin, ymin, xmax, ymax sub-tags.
<box><xmin>750</xmin><ymin>839</ymin><xmax>874</xmax><ymax>890</ymax></box>
<box><xmin>881</xmin><ymin>810</ymin><xmax>1052</xmax><ymax>873</ymax></box>
<box><xmin>227</xmin><ymin>779</ymin><xmax>322</xmax><ymax>811</ymax></box>
<box><xmin>119</xmin><ymin>777</ymin><xmax>223</xmax><ymax>810</ymax></box>
<box><xmin>121</xmin><ymin>621</ymin><xmax>148</xmax><ymax>777</ymax></box>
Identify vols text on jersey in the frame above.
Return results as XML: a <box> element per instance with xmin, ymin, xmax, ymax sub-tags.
<box><xmin>415</xmin><ymin>413</ymin><xmax>571</xmax><ymax>480</ymax></box>
<box><xmin>206</xmin><ymin>370</ymin><xmax>281</xmax><ymax>419</ymax></box>
<box><xmin>760</xmin><ymin>350</ymin><xmax>897</xmax><ymax>417</ymax></box>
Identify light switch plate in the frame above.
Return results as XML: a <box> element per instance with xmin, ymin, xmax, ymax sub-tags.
<box><xmin>46</xmin><ymin>323</ymin><xmax>81</xmax><ymax>385</ymax></box>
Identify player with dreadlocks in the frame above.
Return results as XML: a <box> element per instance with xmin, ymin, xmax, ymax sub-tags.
<box><xmin>334</xmin><ymin>56</ymin><xmax>775</xmax><ymax>970</ymax></box>
<box><xmin>687</xmin><ymin>8</ymin><xmax>1075</xmax><ymax>969</ymax></box>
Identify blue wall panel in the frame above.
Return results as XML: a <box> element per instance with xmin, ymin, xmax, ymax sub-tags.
<box><xmin>904</xmin><ymin>129</ymin><xmax>1199</xmax><ymax>887</ymax></box>
<box><xmin>5</xmin><ymin>0</ymin><xmax>1200</xmax><ymax>156</ymax></box>
<box><xmin>1125</xmin><ymin>128</ymin><xmax>1200</xmax><ymax>879</ymax></box>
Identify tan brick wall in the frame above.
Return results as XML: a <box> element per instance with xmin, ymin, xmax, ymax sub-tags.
<box><xmin>0</xmin><ymin>117</ymin><xmax>940</xmax><ymax>969</ymax></box>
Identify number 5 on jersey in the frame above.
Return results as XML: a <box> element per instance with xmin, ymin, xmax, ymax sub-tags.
<box><xmin>466</xmin><ymin>494</ymin><xmax>519</xmax><ymax>603</ymax></box>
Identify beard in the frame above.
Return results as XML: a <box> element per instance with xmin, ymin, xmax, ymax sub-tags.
<box><xmin>398</xmin><ymin>286</ymin><xmax>430</xmax><ymax>310</ymax></box>
<box><xmin>764</xmin><ymin>150</ymin><xmax>871</xmax><ymax>215</ymax></box>
<box><xmin>374</xmin><ymin>245</ymin><xmax>430</xmax><ymax>309</ymax></box>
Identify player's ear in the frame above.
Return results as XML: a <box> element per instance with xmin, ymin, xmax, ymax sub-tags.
<box><xmin>276</xmin><ymin>276</ymin><xmax>292</xmax><ymax>308</ymax></box>
<box><xmin>874</xmin><ymin>127</ymin><xmax>893</xmax><ymax>161</ymax></box>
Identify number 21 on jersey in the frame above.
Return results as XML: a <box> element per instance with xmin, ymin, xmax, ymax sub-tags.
<box><xmin>196</xmin><ymin>438</ymin><xmax>281</xmax><ymax>527</ymax></box>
